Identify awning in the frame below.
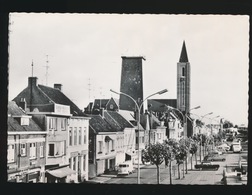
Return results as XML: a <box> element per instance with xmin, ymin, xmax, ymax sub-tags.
<box><xmin>105</xmin><ymin>136</ymin><xmax>113</xmax><ymax>142</ymax></box>
<box><xmin>46</xmin><ymin>167</ymin><xmax>76</xmax><ymax>178</ymax></box>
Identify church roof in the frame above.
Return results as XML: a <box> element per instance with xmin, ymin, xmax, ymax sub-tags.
<box><xmin>179</xmin><ymin>41</ymin><xmax>189</xmax><ymax>62</ymax></box>
<box><xmin>147</xmin><ymin>99</ymin><xmax>177</xmax><ymax>112</ymax></box>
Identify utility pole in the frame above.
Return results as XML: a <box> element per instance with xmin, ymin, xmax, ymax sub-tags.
<box><xmin>31</xmin><ymin>60</ymin><xmax>34</xmax><ymax>77</ymax></box>
<box><xmin>88</xmin><ymin>78</ymin><xmax>91</xmax><ymax>113</ymax></box>
<box><xmin>44</xmin><ymin>55</ymin><xmax>49</xmax><ymax>86</ymax></box>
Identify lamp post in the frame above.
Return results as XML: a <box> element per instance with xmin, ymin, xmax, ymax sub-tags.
<box><xmin>199</xmin><ymin>112</ymin><xmax>213</xmax><ymax>161</ymax></box>
<box><xmin>185</xmin><ymin>106</ymin><xmax>201</xmax><ymax>137</ymax></box>
<box><xmin>110</xmin><ymin>88</ymin><xmax>168</xmax><ymax>184</ymax></box>
<box><xmin>210</xmin><ymin>115</ymin><xmax>220</xmax><ymax>135</ymax></box>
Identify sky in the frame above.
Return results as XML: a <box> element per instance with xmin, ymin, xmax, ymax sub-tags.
<box><xmin>8</xmin><ymin>13</ymin><xmax>249</xmax><ymax>126</ymax></box>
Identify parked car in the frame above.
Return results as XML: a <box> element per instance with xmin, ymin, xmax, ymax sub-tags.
<box><xmin>117</xmin><ymin>161</ymin><xmax>134</xmax><ymax>176</ymax></box>
<box><xmin>204</xmin><ymin>154</ymin><xmax>226</xmax><ymax>162</ymax></box>
<box><xmin>209</xmin><ymin>150</ymin><xmax>222</xmax><ymax>155</ymax></box>
<box><xmin>195</xmin><ymin>161</ymin><xmax>220</xmax><ymax>170</ymax></box>
<box><xmin>217</xmin><ymin>143</ymin><xmax>230</xmax><ymax>152</ymax></box>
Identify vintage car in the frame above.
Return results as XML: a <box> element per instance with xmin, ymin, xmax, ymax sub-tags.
<box><xmin>204</xmin><ymin>154</ymin><xmax>226</xmax><ymax>162</ymax></box>
<box><xmin>195</xmin><ymin>161</ymin><xmax>220</xmax><ymax>170</ymax></box>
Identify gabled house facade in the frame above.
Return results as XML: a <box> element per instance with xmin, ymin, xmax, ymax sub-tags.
<box><xmin>141</xmin><ymin>111</ymin><xmax>167</xmax><ymax>145</ymax></box>
<box><xmin>118</xmin><ymin>110</ymin><xmax>145</xmax><ymax>165</ymax></box>
<box><xmin>7</xmin><ymin>101</ymin><xmax>47</xmax><ymax>183</ymax></box>
<box><xmin>103</xmin><ymin>110</ymin><xmax>136</xmax><ymax>165</ymax></box>
<box><xmin>13</xmin><ymin>77</ymin><xmax>89</xmax><ymax>183</ymax></box>
<box><xmin>88</xmin><ymin>114</ymin><xmax>117</xmax><ymax>177</ymax></box>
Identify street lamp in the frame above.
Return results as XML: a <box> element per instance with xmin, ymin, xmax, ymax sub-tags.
<box><xmin>210</xmin><ymin>115</ymin><xmax>220</xmax><ymax>135</ymax></box>
<box><xmin>110</xmin><ymin>88</ymin><xmax>168</xmax><ymax>184</ymax></box>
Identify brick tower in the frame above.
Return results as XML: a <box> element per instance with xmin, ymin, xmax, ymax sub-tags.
<box><xmin>119</xmin><ymin>56</ymin><xmax>145</xmax><ymax>113</ymax></box>
<box><xmin>177</xmin><ymin>41</ymin><xmax>192</xmax><ymax>137</ymax></box>
<box><xmin>177</xmin><ymin>41</ymin><xmax>191</xmax><ymax>114</ymax></box>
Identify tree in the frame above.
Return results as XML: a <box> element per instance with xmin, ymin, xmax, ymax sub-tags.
<box><xmin>179</xmin><ymin>137</ymin><xmax>191</xmax><ymax>174</ymax></box>
<box><xmin>164</xmin><ymin>138</ymin><xmax>179</xmax><ymax>184</ymax></box>
<box><xmin>142</xmin><ymin>142</ymin><xmax>169</xmax><ymax>184</ymax></box>
<box><xmin>189</xmin><ymin>140</ymin><xmax>198</xmax><ymax>170</ymax></box>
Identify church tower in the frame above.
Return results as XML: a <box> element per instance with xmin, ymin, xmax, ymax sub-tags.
<box><xmin>119</xmin><ymin>56</ymin><xmax>145</xmax><ymax>113</ymax></box>
<box><xmin>177</xmin><ymin>41</ymin><xmax>191</xmax><ymax>114</ymax></box>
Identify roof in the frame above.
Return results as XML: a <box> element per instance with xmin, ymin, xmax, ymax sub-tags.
<box><xmin>179</xmin><ymin>41</ymin><xmax>189</xmax><ymax>62</ymax></box>
<box><xmin>88</xmin><ymin>115</ymin><xmax>115</xmax><ymax>133</ymax></box>
<box><xmin>104</xmin><ymin>111</ymin><xmax>134</xmax><ymax>132</ymax></box>
<box><xmin>118</xmin><ymin>110</ymin><xmax>144</xmax><ymax>130</ymax></box>
<box><xmin>8</xmin><ymin>101</ymin><xmax>43</xmax><ymax>132</ymax></box>
<box><xmin>8</xmin><ymin>101</ymin><xmax>26</xmax><ymax>115</ymax></box>
<box><xmin>13</xmin><ymin>78</ymin><xmax>84</xmax><ymax>116</ymax></box>
<box><xmin>38</xmin><ymin>85</ymin><xmax>84</xmax><ymax>116</ymax></box>
<box><xmin>148</xmin><ymin>99</ymin><xmax>177</xmax><ymax>112</ymax></box>
<box><xmin>93</xmin><ymin>99</ymin><xmax>109</xmax><ymax>110</ymax></box>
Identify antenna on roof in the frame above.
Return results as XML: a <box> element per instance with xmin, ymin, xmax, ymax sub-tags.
<box><xmin>31</xmin><ymin>60</ymin><xmax>34</xmax><ymax>77</ymax></box>
<box><xmin>44</xmin><ymin>55</ymin><xmax>50</xmax><ymax>86</ymax></box>
<box><xmin>87</xmin><ymin>78</ymin><xmax>92</xmax><ymax>113</ymax></box>
<box><xmin>99</xmin><ymin>87</ymin><xmax>103</xmax><ymax>109</ymax></box>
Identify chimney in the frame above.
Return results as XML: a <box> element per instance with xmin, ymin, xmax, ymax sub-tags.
<box><xmin>54</xmin><ymin>84</ymin><xmax>62</xmax><ymax>91</ymax></box>
<box><xmin>28</xmin><ymin>77</ymin><xmax>38</xmax><ymax>88</ymax></box>
<box><xmin>19</xmin><ymin>98</ymin><xmax>27</xmax><ymax>111</ymax></box>
<box><xmin>100</xmin><ymin>108</ymin><xmax>104</xmax><ymax>118</ymax></box>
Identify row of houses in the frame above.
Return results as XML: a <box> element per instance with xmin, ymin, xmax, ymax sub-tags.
<box><xmin>8</xmin><ymin>76</ymin><xmax>184</xmax><ymax>183</ymax></box>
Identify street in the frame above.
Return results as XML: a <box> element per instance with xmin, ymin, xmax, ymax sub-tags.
<box><xmin>103</xmin><ymin>142</ymin><xmax>247</xmax><ymax>185</ymax></box>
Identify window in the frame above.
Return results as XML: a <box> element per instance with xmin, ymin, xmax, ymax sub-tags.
<box><xmin>61</xmin><ymin>118</ymin><xmax>66</xmax><ymax>130</ymax></box>
<box><xmin>105</xmin><ymin>142</ymin><xmax>109</xmax><ymax>154</ymax></box>
<box><xmin>79</xmin><ymin>127</ymin><xmax>82</xmax><ymax>145</ymax></box>
<box><xmin>141</xmin><ymin>137</ymin><xmax>144</xmax><ymax>143</ymax></box>
<box><xmin>74</xmin><ymin>128</ymin><xmax>77</xmax><ymax>145</ymax></box>
<box><xmin>158</xmin><ymin>133</ymin><xmax>161</xmax><ymax>139</ymax></box>
<box><xmin>49</xmin><ymin>118</ymin><xmax>56</xmax><ymax>130</ymax></box>
<box><xmin>83</xmin><ymin>127</ymin><xmax>87</xmax><ymax>144</ymax></box>
<box><xmin>98</xmin><ymin>141</ymin><xmax>103</xmax><ymax>153</ymax></box>
<box><xmin>83</xmin><ymin>155</ymin><xmax>86</xmax><ymax>171</ymax></box>
<box><xmin>110</xmin><ymin>104</ymin><xmax>114</xmax><ymax>110</ymax></box>
<box><xmin>40</xmin><ymin>144</ymin><xmax>44</xmax><ymax>157</ymax></box>
<box><xmin>48</xmin><ymin>142</ymin><xmax>65</xmax><ymax>157</ymax></box>
<box><xmin>73</xmin><ymin>157</ymin><xmax>76</xmax><ymax>171</ymax></box>
<box><xmin>111</xmin><ymin>140</ymin><xmax>115</xmax><ymax>151</ymax></box>
<box><xmin>182</xmin><ymin>67</ymin><xmax>185</xmax><ymax>76</ymax></box>
<box><xmin>69</xmin><ymin>127</ymin><xmax>72</xmax><ymax>146</ymax></box>
<box><xmin>8</xmin><ymin>145</ymin><xmax>15</xmax><ymax>163</ymax></box>
<box><xmin>20</xmin><ymin>143</ymin><xmax>26</xmax><ymax>156</ymax></box>
<box><xmin>48</xmin><ymin>144</ymin><xmax>54</xmax><ymax>156</ymax></box>
<box><xmin>136</xmin><ymin>137</ymin><xmax>138</xmax><ymax>144</ymax></box>
<box><xmin>29</xmin><ymin>143</ymin><xmax>36</xmax><ymax>159</ymax></box>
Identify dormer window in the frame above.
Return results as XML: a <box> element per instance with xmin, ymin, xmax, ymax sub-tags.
<box><xmin>13</xmin><ymin>115</ymin><xmax>31</xmax><ymax>126</ymax></box>
<box><xmin>21</xmin><ymin>117</ymin><xmax>29</xmax><ymax>126</ymax></box>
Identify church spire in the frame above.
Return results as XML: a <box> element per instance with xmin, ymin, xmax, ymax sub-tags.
<box><xmin>179</xmin><ymin>40</ymin><xmax>189</xmax><ymax>62</ymax></box>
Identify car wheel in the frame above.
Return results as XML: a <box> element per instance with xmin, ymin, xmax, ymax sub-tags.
<box><xmin>211</xmin><ymin>159</ymin><xmax>213</xmax><ymax>162</ymax></box>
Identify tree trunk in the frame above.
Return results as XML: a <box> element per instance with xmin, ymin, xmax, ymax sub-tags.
<box><xmin>191</xmin><ymin>155</ymin><xmax>193</xmax><ymax>170</ymax></box>
<box><xmin>195</xmin><ymin>153</ymin><xmax>197</xmax><ymax>165</ymax></box>
<box><xmin>200</xmin><ymin>144</ymin><xmax>202</xmax><ymax>162</ymax></box>
<box><xmin>169</xmin><ymin>160</ymin><xmax>172</xmax><ymax>185</ymax></box>
<box><xmin>183</xmin><ymin>160</ymin><xmax>185</xmax><ymax>178</ymax></box>
<box><xmin>157</xmin><ymin>165</ymin><xmax>160</xmax><ymax>184</ymax></box>
<box><xmin>203</xmin><ymin>145</ymin><xmax>205</xmax><ymax>157</ymax></box>
<box><xmin>178</xmin><ymin>164</ymin><xmax>180</xmax><ymax>179</ymax></box>
<box><xmin>185</xmin><ymin>155</ymin><xmax>188</xmax><ymax>174</ymax></box>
